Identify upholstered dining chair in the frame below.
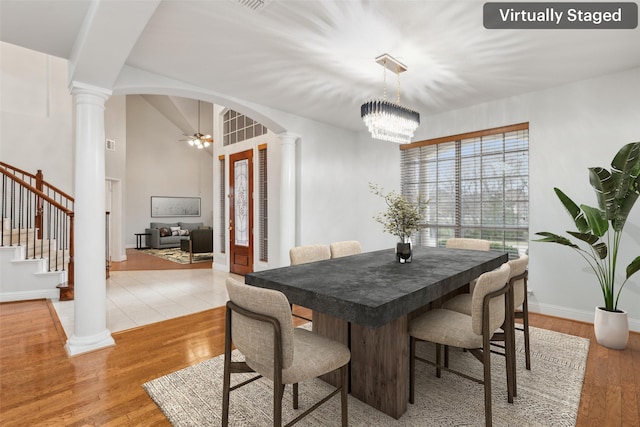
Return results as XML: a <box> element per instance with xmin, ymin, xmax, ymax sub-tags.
<box><xmin>446</xmin><ymin>238</ymin><xmax>490</xmax><ymax>291</ymax></box>
<box><xmin>445</xmin><ymin>237</ymin><xmax>491</xmax><ymax>251</ymax></box>
<box><xmin>223</xmin><ymin>277</ymin><xmax>351</xmax><ymax>427</ymax></box>
<box><xmin>408</xmin><ymin>263</ymin><xmax>512</xmax><ymax>427</ymax></box>
<box><xmin>329</xmin><ymin>240</ymin><xmax>362</xmax><ymax>258</ymax></box>
<box><xmin>289</xmin><ymin>244</ymin><xmax>331</xmax><ymax>265</ymax></box>
<box><xmin>442</xmin><ymin>255</ymin><xmax>530</xmax><ymax>397</ymax></box>
<box><xmin>288</xmin><ymin>244</ymin><xmax>331</xmax><ymax>322</ymax></box>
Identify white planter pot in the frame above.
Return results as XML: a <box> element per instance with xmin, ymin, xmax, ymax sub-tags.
<box><xmin>594</xmin><ymin>306</ymin><xmax>629</xmax><ymax>350</ymax></box>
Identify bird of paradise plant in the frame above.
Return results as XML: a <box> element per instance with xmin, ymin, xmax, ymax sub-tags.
<box><xmin>535</xmin><ymin>142</ymin><xmax>640</xmax><ymax>312</ymax></box>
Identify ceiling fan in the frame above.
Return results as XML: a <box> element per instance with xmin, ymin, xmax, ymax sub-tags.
<box><xmin>181</xmin><ymin>100</ymin><xmax>212</xmax><ymax>149</ymax></box>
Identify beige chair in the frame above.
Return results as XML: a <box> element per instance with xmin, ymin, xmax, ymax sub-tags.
<box><xmin>289</xmin><ymin>244</ymin><xmax>331</xmax><ymax>265</ymax></box>
<box><xmin>289</xmin><ymin>244</ymin><xmax>331</xmax><ymax>321</ymax></box>
<box><xmin>443</xmin><ymin>255</ymin><xmax>531</xmax><ymax>391</ymax></box>
<box><xmin>222</xmin><ymin>278</ymin><xmax>351</xmax><ymax>426</ymax></box>
<box><xmin>330</xmin><ymin>240</ymin><xmax>362</xmax><ymax>258</ymax></box>
<box><xmin>408</xmin><ymin>263</ymin><xmax>512</xmax><ymax>427</ymax></box>
<box><xmin>446</xmin><ymin>238</ymin><xmax>490</xmax><ymax>292</ymax></box>
<box><xmin>445</xmin><ymin>237</ymin><xmax>491</xmax><ymax>251</ymax></box>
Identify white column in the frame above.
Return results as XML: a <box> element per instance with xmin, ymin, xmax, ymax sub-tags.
<box><xmin>65</xmin><ymin>82</ymin><xmax>115</xmax><ymax>356</ymax></box>
<box><xmin>278</xmin><ymin>132</ymin><xmax>298</xmax><ymax>267</ymax></box>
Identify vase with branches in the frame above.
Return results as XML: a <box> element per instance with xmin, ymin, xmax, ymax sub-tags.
<box><xmin>370</xmin><ymin>183</ymin><xmax>427</xmax><ymax>262</ymax></box>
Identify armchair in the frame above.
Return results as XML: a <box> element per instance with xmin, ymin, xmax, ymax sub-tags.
<box><xmin>180</xmin><ymin>227</ymin><xmax>213</xmax><ymax>263</ymax></box>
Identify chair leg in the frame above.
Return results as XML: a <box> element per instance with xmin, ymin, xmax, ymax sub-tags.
<box><xmin>482</xmin><ymin>336</ymin><xmax>493</xmax><ymax>427</ymax></box>
<box><xmin>293</xmin><ymin>383</ymin><xmax>298</xmax><ymax>409</ymax></box>
<box><xmin>444</xmin><ymin>345</ymin><xmax>449</xmax><ymax>368</ymax></box>
<box><xmin>274</xmin><ymin>384</ymin><xmax>284</xmax><ymax>427</ymax></box>
<box><xmin>409</xmin><ymin>336</ymin><xmax>416</xmax><ymax>404</ymax></box>
<box><xmin>222</xmin><ymin>307</ymin><xmax>233</xmax><ymax>427</ymax></box>
<box><xmin>340</xmin><ymin>364</ymin><xmax>348</xmax><ymax>427</ymax></box>
<box><xmin>436</xmin><ymin>343</ymin><xmax>442</xmax><ymax>378</ymax></box>
<box><xmin>522</xmin><ymin>297</ymin><xmax>531</xmax><ymax>370</ymax></box>
<box><xmin>505</xmin><ymin>289</ymin><xmax>516</xmax><ymax>402</ymax></box>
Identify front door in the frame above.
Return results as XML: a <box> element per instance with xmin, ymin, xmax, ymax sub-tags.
<box><xmin>229</xmin><ymin>149</ymin><xmax>254</xmax><ymax>275</ymax></box>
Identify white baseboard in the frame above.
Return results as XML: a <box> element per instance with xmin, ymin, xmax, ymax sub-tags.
<box><xmin>528</xmin><ymin>301</ymin><xmax>640</xmax><ymax>333</ymax></box>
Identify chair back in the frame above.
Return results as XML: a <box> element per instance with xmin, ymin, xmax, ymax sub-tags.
<box><xmin>289</xmin><ymin>244</ymin><xmax>330</xmax><ymax>265</ymax></box>
<box><xmin>225</xmin><ymin>278</ymin><xmax>295</xmax><ymax>370</ymax></box>
<box><xmin>330</xmin><ymin>240</ymin><xmax>362</xmax><ymax>258</ymax></box>
<box><xmin>446</xmin><ymin>238</ymin><xmax>490</xmax><ymax>251</ymax></box>
<box><xmin>471</xmin><ymin>263</ymin><xmax>511</xmax><ymax>335</ymax></box>
<box><xmin>508</xmin><ymin>255</ymin><xmax>529</xmax><ymax>307</ymax></box>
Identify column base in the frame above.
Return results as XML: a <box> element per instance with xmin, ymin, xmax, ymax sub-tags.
<box><xmin>65</xmin><ymin>329</ymin><xmax>115</xmax><ymax>356</ymax></box>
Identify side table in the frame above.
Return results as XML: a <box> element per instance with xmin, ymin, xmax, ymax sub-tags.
<box><xmin>135</xmin><ymin>233</ymin><xmax>151</xmax><ymax>250</ymax></box>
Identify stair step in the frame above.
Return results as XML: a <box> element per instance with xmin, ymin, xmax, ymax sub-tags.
<box><xmin>1</xmin><ymin>229</ymin><xmax>37</xmax><ymax>245</ymax></box>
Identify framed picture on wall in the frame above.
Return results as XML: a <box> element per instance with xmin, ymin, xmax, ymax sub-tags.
<box><xmin>151</xmin><ymin>196</ymin><xmax>201</xmax><ymax>217</ymax></box>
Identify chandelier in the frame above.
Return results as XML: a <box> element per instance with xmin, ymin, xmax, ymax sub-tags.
<box><xmin>185</xmin><ymin>100</ymin><xmax>212</xmax><ymax>149</ymax></box>
<box><xmin>361</xmin><ymin>54</ymin><xmax>420</xmax><ymax>144</ymax></box>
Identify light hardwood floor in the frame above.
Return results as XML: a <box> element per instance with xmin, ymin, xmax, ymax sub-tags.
<box><xmin>1</xmin><ymin>252</ymin><xmax>638</xmax><ymax>426</ymax></box>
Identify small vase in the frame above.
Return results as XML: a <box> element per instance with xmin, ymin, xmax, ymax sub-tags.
<box><xmin>396</xmin><ymin>240</ymin><xmax>412</xmax><ymax>263</ymax></box>
<box><xmin>594</xmin><ymin>306</ymin><xmax>628</xmax><ymax>350</ymax></box>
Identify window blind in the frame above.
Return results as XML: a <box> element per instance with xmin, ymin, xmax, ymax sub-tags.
<box><xmin>401</xmin><ymin>124</ymin><xmax>529</xmax><ymax>257</ymax></box>
<box><xmin>258</xmin><ymin>145</ymin><xmax>268</xmax><ymax>262</ymax></box>
<box><xmin>218</xmin><ymin>156</ymin><xmax>226</xmax><ymax>253</ymax></box>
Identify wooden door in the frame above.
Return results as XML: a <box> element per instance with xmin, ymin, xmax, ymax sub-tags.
<box><xmin>229</xmin><ymin>150</ymin><xmax>254</xmax><ymax>275</ymax></box>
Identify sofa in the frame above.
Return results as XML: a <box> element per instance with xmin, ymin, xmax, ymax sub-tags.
<box><xmin>145</xmin><ymin>222</ymin><xmax>211</xmax><ymax>249</ymax></box>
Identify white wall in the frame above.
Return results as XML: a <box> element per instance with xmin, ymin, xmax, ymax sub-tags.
<box><xmin>0</xmin><ymin>42</ymin><xmax>73</xmax><ymax>192</ymax></box>
<box><xmin>104</xmin><ymin>95</ymin><xmax>127</xmax><ymax>261</ymax></box>
<box><xmin>412</xmin><ymin>67</ymin><xmax>640</xmax><ymax>331</ymax></box>
<box><xmin>125</xmin><ymin>95</ymin><xmax>214</xmax><ymax>247</ymax></box>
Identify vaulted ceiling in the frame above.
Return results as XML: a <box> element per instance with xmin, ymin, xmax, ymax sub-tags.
<box><xmin>2</xmin><ymin>0</ymin><xmax>639</xmax><ymax>133</ymax></box>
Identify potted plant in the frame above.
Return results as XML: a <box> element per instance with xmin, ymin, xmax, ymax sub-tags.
<box><xmin>370</xmin><ymin>183</ymin><xmax>427</xmax><ymax>263</ymax></box>
<box><xmin>535</xmin><ymin>142</ymin><xmax>640</xmax><ymax>349</ymax></box>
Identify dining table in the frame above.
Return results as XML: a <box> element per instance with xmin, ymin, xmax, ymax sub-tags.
<box><xmin>244</xmin><ymin>245</ymin><xmax>509</xmax><ymax>419</ymax></box>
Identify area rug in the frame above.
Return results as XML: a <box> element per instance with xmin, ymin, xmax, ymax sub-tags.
<box><xmin>143</xmin><ymin>326</ymin><xmax>589</xmax><ymax>426</ymax></box>
<box><xmin>140</xmin><ymin>248</ymin><xmax>213</xmax><ymax>264</ymax></box>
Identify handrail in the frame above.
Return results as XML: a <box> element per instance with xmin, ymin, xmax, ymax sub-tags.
<box><xmin>1</xmin><ymin>164</ymin><xmax>75</xmax><ymax>301</ymax></box>
<box><xmin>0</xmin><ymin>169</ymin><xmax>73</xmax><ymax>215</ymax></box>
<box><xmin>0</xmin><ymin>161</ymin><xmax>75</xmax><ymax>203</ymax></box>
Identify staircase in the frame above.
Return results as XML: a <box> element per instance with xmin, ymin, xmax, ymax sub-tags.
<box><xmin>0</xmin><ymin>163</ymin><xmax>74</xmax><ymax>302</ymax></box>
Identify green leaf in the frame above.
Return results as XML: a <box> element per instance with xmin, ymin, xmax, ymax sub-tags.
<box><xmin>588</xmin><ymin>167</ymin><xmax>616</xmax><ymax>220</ymax></box>
<box><xmin>534</xmin><ymin>232</ymin><xmax>579</xmax><ymax>248</ymax></box>
<box><xmin>581</xmin><ymin>204</ymin><xmax>608</xmax><ymax>237</ymax></box>
<box><xmin>554</xmin><ymin>188</ymin><xmax>589</xmax><ymax>233</ymax></box>
<box><xmin>611</xmin><ymin>142</ymin><xmax>640</xmax><ymax>200</ymax></box>
<box><xmin>627</xmin><ymin>256</ymin><xmax>640</xmax><ymax>279</ymax></box>
<box><xmin>613</xmin><ymin>175</ymin><xmax>640</xmax><ymax>231</ymax></box>
<box><xmin>592</xmin><ymin>242</ymin><xmax>608</xmax><ymax>260</ymax></box>
<box><xmin>567</xmin><ymin>231</ymin><xmax>599</xmax><ymax>245</ymax></box>
<box><xmin>610</xmin><ymin>142</ymin><xmax>640</xmax><ymax>231</ymax></box>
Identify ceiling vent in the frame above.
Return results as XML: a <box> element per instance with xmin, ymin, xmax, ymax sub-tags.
<box><xmin>235</xmin><ymin>0</ymin><xmax>272</xmax><ymax>11</ymax></box>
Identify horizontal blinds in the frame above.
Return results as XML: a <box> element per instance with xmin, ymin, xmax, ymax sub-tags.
<box><xmin>219</xmin><ymin>157</ymin><xmax>226</xmax><ymax>253</ymax></box>
<box><xmin>401</xmin><ymin>126</ymin><xmax>529</xmax><ymax>257</ymax></box>
<box><xmin>258</xmin><ymin>147</ymin><xmax>268</xmax><ymax>262</ymax></box>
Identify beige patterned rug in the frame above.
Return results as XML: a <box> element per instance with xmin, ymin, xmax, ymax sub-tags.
<box><xmin>143</xmin><ymin>326</ymin><xmax>589</xmax><ymax>426</ymax></box>
<box><xmin>140</xmin><ymin>248</ymin><xmax>213</xmax><ymax>264</ymax></box>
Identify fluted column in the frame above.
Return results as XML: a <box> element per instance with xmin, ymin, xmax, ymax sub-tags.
<box><xmin>278</xmin><ymin>132</ymin><xmax>298</xmax><ymax>267</ymax></box>
<box><xmin>65</xmin><ymin>82</ymin><xmax>115</xmax><ymax>356</ymax></box>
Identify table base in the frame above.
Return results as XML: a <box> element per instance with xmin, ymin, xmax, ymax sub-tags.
<box><xmin>313</xmin><ymin>311</ymin><xmax>408</xmax><ymax>419</ymax></box>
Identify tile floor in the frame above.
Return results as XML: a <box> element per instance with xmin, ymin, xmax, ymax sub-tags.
<box><xmin>53</xmin><ymin>268</ymin><xmax>240</xmax><ymax>336</ymax></box>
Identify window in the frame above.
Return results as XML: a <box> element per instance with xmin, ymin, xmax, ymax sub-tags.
<box><xmin>401</xmin><ymin>123</ymin><xmax>529</xmax><ymax>258</ymax></box>
<box><xmin>223</xmin><ymin>110</ymin><xmax>268</xmax><ymax>146</ymax></box>
<box><xmin>258</xmin><ymin>144</ymin><xmax>268</xmax><ymax>262</ymax></box>
<box><xmin>218</xmin><ymin>155</ymin><xmax>226</xmax><ymax>253</ymax></box>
